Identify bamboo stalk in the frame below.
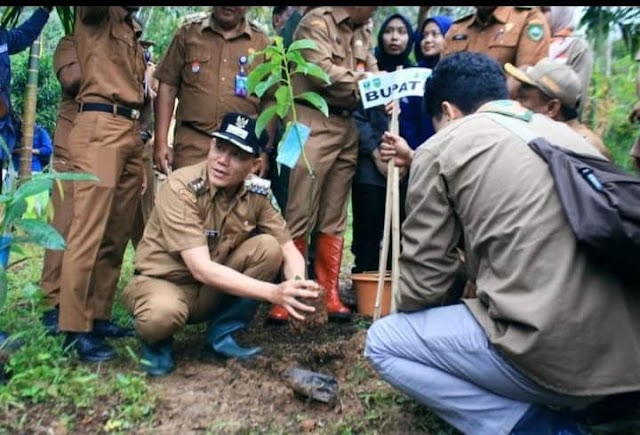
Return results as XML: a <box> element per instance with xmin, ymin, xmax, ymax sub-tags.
<box><xmin>373</xmin><ymin>89</ymin><xmax>400</xmax><ymax>321</ymax></box>
<box><xmin>18</xmin><ymin>36</ymin><xmax>42</xmax><ymax>179</ymax></box>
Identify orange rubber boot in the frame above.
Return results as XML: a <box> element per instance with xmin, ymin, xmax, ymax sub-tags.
<box><xmin>314</xmin><ymin>233</ymin><xmax>351</xmax><ymax>320</ymax></box>
<box><xmin>268</xmin><ymin>238</ymin><xmax>308</xmax><ymax>323</ymax></box>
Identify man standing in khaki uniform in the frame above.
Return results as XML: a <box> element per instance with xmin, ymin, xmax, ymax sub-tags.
<box><xmin>441</xmin><ymin>6</ymin><xmax>550</xmax><ymax>96</ymax></box>
<box><xmin>58</xmin><ymin>6</ymin><xmax>151</xmax><ymax>362</ymax></box>
<box><xmin>131</xmin><ymin>38</ymin><xmax>159</xmax><ymax>249</ymax></box>
<box><xmin>124</xmin><ymin>112</ymin><xmax>320</xmax><ymax>377</ymax></box>
<box><xmin>40</xmin><ymin>34</ymin><xmax>80</xmax><ymax>334</ymax></box>
<box><xmin>153</xmin><ymin>7</ymin><xmax>275</xmax><ymax>175</ymax></box>
<box><xmin>505</xmin><ymin>57</ymin><xmax>613</xmax><ymax>160</ymax></box>
<box><xmin>268</xmin><ymin>6</ymin><xmax>378</xmax><ymax>323</ymax></box>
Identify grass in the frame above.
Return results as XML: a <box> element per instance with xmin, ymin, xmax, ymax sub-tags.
<box><xmin>0</xmin><ymin>244</ymin><xmax>158</xmax><ymax>433</ymax></box>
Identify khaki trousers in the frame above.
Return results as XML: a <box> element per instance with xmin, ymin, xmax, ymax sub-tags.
<box><xmin>124</xmin><ymin>234</ymin><xmax>282</xmax><ymax>343</ymax></box>
<box><xmin>59</xmin><ymin>111</ymin><xmax>144</xmax><ymax>332</ymax></box>
<box><xmin>172</xmin><ymin>124</ymin><xmax>213</xmax><ymax>170</ymax></box>
<box><xmin>131</xmin><ymin>139</ymin><xmax>156</xmax><ymax>249</ymax></box>
<box><xmin>285</xmin><ymin>105</ymin><xmax>358</xmax><ymax>239</ymax></box>
<box><xmin>39</xmin><ymin>118</ymin><xmax>75</xmax><ymax>308</ymax></box>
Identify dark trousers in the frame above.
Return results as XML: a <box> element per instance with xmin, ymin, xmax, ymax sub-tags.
<box><xmin>350</xmin><ymin>182</ymin><xmax>407</xmax><ymax>274</ymax></box>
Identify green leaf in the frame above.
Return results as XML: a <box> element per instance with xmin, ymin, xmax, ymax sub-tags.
<box><xmin>14</xmin><ymin>219</ymin><xmax>66</xmax><ymax>250</ymax></box>
<box><xmin>3</xmin><ymin>198</ymin><xmax>27</xmax><ymax>230</ymax></box>
<box><xmin>288</xmin><ymin>39</ymin><xmax>318</xmax><ymax>52</ymax></box>
<box><xmin>248</xmin><ymin>62</ymin><xmax>277</xmax><ymax>94</ymax></box>
<box><xmin>12</xmin><ymin>178</ymin><xmax>52</xmax><ymax>204</ymax></box>
<box><xmin>294</xmin><ymin>63</ymin><xmax>331</xmax><ymax>85</ymax></box>
<box><xmin>255</xmin><ymin>105</ymin><xmax>279</xmax><ymax>138</ymax></box>
<box><xmin>263</xmin><ymin>46</ymin><xmax>283</xmax><ymax>65</ymax></box>
<box><xmin>270</xmin><ymin>35</ymin><xmax>284</xmax><ymax>51</ymax></box>
<box><xmin>286</xmin><ymin>50</ymin><xmax>306</xmax><ymax>68</ymax></box>
<box><xmin>255</xmin><ymin>74</ymin><xmax>282</xmax><ymax>98</ymax></box>
<box><xmin>296</xmin><ymin>92</ymin><xmax>329</xmax><ymax>117</ymax></box>
<box><xmin>275</xmin><ymin>86</ymin><xmax>291</xmax><ymax>105</ymax></box>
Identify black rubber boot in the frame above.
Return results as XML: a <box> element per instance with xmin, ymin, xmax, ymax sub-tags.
<box><xmin>140</xmin><ymin>337</ymin><xmax>175</xmax><ymax>377</ymax></box>
<box><xmin>206</xmin><ymin>295</ymin><xmax>261</xmax><ymax>360</ymax></box>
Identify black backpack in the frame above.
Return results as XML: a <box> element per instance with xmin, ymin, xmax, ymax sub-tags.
<box><xmin>487</xmin><ymin>113</ymin><xmax>640</xmax><ymax>275</ymax></box>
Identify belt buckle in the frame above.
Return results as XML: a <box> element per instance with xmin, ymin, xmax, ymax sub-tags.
<box><xmin>131</xmin><ymin>109</ymin><xmax>141</xmax><ymax>120</ymax></box>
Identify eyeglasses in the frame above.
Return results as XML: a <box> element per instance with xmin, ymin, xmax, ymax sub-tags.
<box><xmin>422</xmin><ymin>31</ymin><xmax>442</xmax><ymax>39</ymax></box>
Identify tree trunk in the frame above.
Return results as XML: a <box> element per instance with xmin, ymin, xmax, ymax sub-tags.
<box><xmin>18</xmin><ymin>36</ymin><xmax>42</xmax><ymax>179</ymax></box>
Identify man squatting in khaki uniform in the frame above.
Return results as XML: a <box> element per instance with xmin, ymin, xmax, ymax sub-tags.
<box><xmin>153</xmin><ymin>7</ymin><xmax>276</xmax><ymax>176</ymax></box>
<box><xmin>58</xmin><ymin>6</ymin><xmax>152</xmax><ymax>362</ymax></box>
<box><xmin>268</xmin><ymin>6</ymin><xmax>380</xmax><ymax>323</ymax></box>
<box><xmin>441</xmin><ymin>6</ymin><xmax>550</xmax><ymax>97</ymax></box>
<box><xmin>124</xmin><ymin>112</ymin><xmax>320</xmax><ymax>377</ymax></box>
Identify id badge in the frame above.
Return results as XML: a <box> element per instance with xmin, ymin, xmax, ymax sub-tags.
<box><xmin>234</xmin><ymin>74</ymin><xmax>248</xmax><ymax>97</ymax></box>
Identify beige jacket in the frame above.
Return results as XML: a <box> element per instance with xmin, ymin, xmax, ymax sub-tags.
<box><xmin>399</xmin><ymin>100</ymin><xmax>640</xmax><ymax>396</ymax></box>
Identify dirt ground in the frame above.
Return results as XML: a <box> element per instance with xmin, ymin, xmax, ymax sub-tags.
<box><xmin>5</xmin><ymin>272</ymin><xmax>455</xmax><ymax>435</ymax></box>
<box><xmin>136</xmin><ymin>276</ymin><xmax>420</xmax><ymax>434</ymax></box>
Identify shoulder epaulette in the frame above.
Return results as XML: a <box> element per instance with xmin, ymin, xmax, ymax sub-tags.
<box><xmin>181</xmin><ymin>12</ymin><xmax>208</xmax><ymax>27</ymax></box>
<box><xmin>187</xmin><ymin>176</ymin><xmax>208</xmax><ymax>197</ymax></box>
<box><xmin>245</xmin><ymin>176</ymin><xmax>271</xmax><ymax>196</ymax></box>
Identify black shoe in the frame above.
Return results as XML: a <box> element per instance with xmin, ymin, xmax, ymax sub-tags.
<box><xmin>511</xmin><ymin>405</ymin><xmax>588</xmax><ymax>435</ymax></box>
<box><xmin>93</xmin><ymin>319</ymin><xmax>135</xmax><ymax>338</ymax></box>
<box><xmin>572</xmin><ymin>392</ymin><xmax>640</xmax><ymax>433</ymax></box>
<box><xmin>42</xmin><ymin>306</ymin><xmax>59</xmax><ymax>335</ymax></box>
<box><xmin>63</xmin><ymin>332</ymin><xmax>116</xmax><ymax>362</ymax></box>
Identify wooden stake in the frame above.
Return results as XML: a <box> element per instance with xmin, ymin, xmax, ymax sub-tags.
<box><xmin>373</xmin><ymin>86</ymin><xmax>401</xmax><ymax>321</ymax></box>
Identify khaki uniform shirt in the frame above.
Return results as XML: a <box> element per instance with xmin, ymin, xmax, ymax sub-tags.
<box><xmin>135</xmin><ymin>161</ymin><xmax>290</xmax><ymax>285</ymax></box>
<box><xmin>52</xmin><ymin>35</ymin><xmax>79</xmax><ymax>148</ymax></box>
<box><xmin>442</xmin><ymin>6</ymin><xmax>550</xmax><ymax>67</ymax></box>
<box><xmin>566</xmin><ymin>118</ymin><xmax>612</xmax><ymax>160</ymax></box>
<box><xmin>291</xmin><ymin>7</ymin><xmax>378</xmax><ymax>110</ymax></box>
<box><xmin>399</xmin><ymin>100</ymin><xmax>640</xmax><ymax>396</ymax></box>
<box><xmin>154</xmin><ymin>15</ymin><xmax>270</xmax><ymax>133</ymax></box>
<box><xmin>74</xmin><ymin>7</ymin><xmax>146</xmax><ymax>108</ymax></box>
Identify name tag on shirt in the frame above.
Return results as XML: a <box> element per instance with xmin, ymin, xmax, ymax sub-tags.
<box><xmin>0</xmin><ymin>44</ymin><xmax>7</xmax><ymax>54</ymax></box>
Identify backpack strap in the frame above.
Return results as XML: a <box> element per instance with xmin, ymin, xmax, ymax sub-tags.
<box><xmin>483</xmin><ymin>112</ymin><xmax>539</xmax><ymax>143</ymax></box>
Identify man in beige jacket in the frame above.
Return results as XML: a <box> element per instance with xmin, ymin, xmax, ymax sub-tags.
<box><xmin>365</xmin><ymin>52</ymin><xmax>640</xmax><ymax>435</ymax></box>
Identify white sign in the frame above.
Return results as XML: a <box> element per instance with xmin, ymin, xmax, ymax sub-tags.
<box><xmin>358</xmin><ymin>67</ymin><xmax>432</xmax><ymax>109</ymax></box>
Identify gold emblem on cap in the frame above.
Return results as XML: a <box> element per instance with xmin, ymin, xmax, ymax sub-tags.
<box><xmin>235</xmin><ymin>115</ymin><xmax>249</xmax><ymax>129</ymax></box>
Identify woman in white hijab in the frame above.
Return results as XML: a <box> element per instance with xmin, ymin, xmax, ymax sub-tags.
<box><xmin>547</xmin><ymin>6</ymin><xmax>594</xmax><ymax>120</ymax></box>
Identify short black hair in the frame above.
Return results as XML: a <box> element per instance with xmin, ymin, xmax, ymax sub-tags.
<box><xmin>423</xmin><ymin>52</ymin><xmax>509</xmax><ymax>120</ymax></box>
<box><xmin>272</xmin><ymin>6</ymin><xmax>288</xmax><ymax>18</ymax></box>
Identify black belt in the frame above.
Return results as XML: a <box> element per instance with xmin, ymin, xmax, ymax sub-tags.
<box><xmin>79</xmin><ymin>102</ymin><xmax>141</xmax><ymax>120</ymax></box>
<box><xmin>297</xmin><ymin>100</ymin><xmax>353</xmax><ymax>118</ymax></box>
